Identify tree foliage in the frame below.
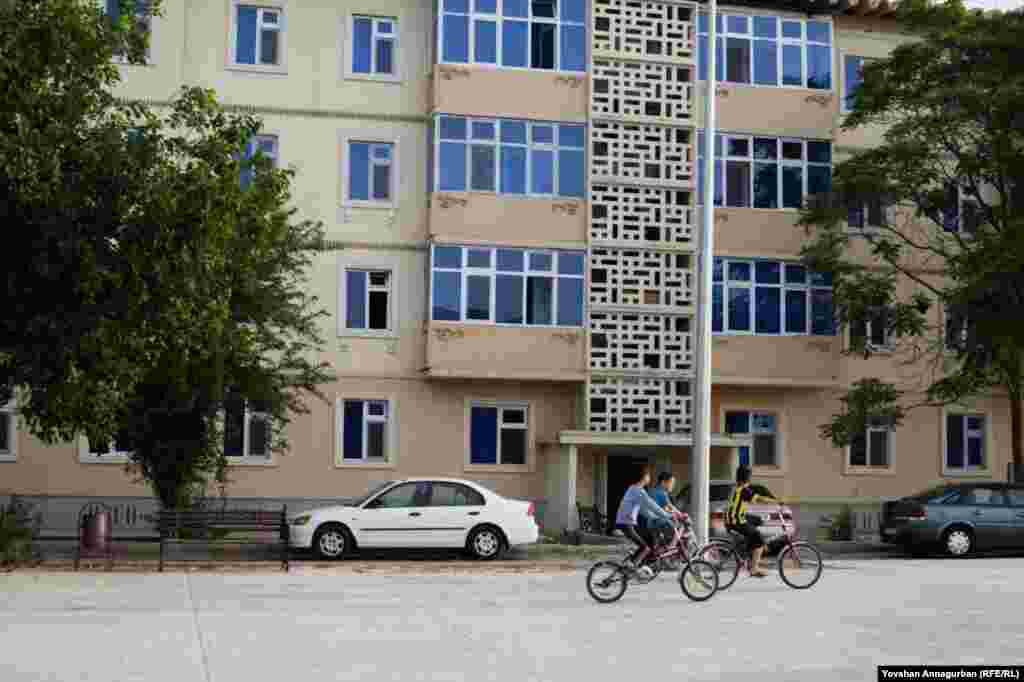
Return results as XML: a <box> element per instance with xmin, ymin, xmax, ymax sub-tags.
<box><xmin>798</xmin><ymin>0</ymin><xmax>1024</xmax><ymax>467</ymax></box>
<box><xmin>1</xmin><ymin>0</ymin><xmax>333</xmax><ymax>506</ymax></box>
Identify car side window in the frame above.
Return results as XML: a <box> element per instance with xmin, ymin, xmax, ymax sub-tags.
<box><xmin>1004</xmin><ymin>488</ymin><xmax>1024</xmax><ymax>507</ymax></box>
<box><xmin>367</xmin><ymin>482</ymin><xmax>431</xmax><ymax>509</ymax></box>
<box><xmin>959</xmin><ymin>487</ymin><xmax>1004</xmax><ymax>506</ymax></box>
<box><xmin>430</xmin><ymin>483</ymin><xmax>485</xmax><ymax>507</ymax></box>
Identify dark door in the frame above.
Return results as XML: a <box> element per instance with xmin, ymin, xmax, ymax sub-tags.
<box><xmin>606</xmin><ymin>457</ymin><xmax>649</xmax><ymax>527</ymax></box>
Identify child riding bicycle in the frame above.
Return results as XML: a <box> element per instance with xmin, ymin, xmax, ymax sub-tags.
<box><xmin>614</xmin><ymin>464</ymin><xmax>674</xmax><ymax>578</ymax></box>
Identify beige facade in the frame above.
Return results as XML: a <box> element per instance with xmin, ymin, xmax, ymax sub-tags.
<box><xmin>2</xmin><ymin>0</ymin><xmax>1014</xmax><ymax>535</ymax></box>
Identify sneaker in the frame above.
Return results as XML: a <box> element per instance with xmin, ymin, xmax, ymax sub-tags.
<box><xmin>637</xmin><ymin>565</ymin><xmax>654</xmax><ymax>579</ymax></box>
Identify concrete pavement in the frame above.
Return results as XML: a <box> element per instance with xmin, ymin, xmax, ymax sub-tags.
<box><xmin>2</xmin><ymin>558</ymin><xmax>1023</xmax><ymax>682</ymax></box>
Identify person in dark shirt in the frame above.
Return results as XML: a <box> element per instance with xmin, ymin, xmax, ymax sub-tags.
<box><xmin>726</xmin><ymin>465</ymin><xmax>781</xmax><ymax>578</ymax></box>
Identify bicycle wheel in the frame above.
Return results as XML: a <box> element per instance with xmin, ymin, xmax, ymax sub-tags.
<box><xmin>678</xmin><ymin>559</ymin><xmax>719</xmax><ymax>602</ymax></box>
<box><xmin>586</xmin><ymin>561</ymin><xmax>629</xmax><ymax>603</ymax></box>
<box><xmin>778</xmin><ymin>542</ymin><xmax>823</xmax><ymax>590</ymax></box>
<box><xmin>697</xmin><ymin>541</ymin><xmax>741</xmax><ymax>591</ymax></box>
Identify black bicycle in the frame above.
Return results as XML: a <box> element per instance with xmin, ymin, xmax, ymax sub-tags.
<box><xmin>696</xmin><ymin>507</ymin><xmax>823</xmax><ymax>590</ymax></box>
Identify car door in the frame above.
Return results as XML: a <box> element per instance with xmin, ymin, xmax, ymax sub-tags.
<box><xmin>428</xmin><ymin>483</ymin><xmax>487</xmax><ymax>548</ymax></box>
<box><xmin>957</xmin><ymin>486</ymin><xmax>1012</xmax><ymax>549</ymax></box>
<box><xmin>356</xmin><ymin>481</ymin><xmax>433</xmax><ymax>548</ymax></box>
<box><xmin>1004</xmin><ymin>486</ymin><xmax>1024</xmax><ymax>549</ymax></box>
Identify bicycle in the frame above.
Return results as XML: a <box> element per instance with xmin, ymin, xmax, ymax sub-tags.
<box><xmin>586</xmin><ymin>514</ymin><xmax>720</xmax><ymax>604</ymax></box>
<box><xmin>695</xmin><ymin>506</ymin><xmax>823</xmax><ymax>590</ymax></box>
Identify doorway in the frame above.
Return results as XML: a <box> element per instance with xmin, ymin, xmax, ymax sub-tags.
<box><xmin>606</xmin><ymin>456</ymin><xmax>650</xmax><ymax>527</ymax></box>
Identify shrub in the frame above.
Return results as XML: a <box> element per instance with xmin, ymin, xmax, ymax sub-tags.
<box><xmin>0</xmin><ymin>500</ymin><xmax>41</xmax><ymax>565</ymax></box>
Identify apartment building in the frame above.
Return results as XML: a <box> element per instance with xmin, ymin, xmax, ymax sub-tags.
<box><xmin>1</xmin><ymin>0</ymin><xmax>1014</xmax><ymax>534</ymax></box>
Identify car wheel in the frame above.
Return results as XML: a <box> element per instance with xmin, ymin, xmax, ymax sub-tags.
<box><xmin>313</xmin><ymin>523</ymin><xmax>352</xmax><ymax>560</ymax></box>
<box><xmin>942</xmin><ymin>526</ymin><xmax>974</xmax><ymax>558</ymax></box>
<box><xmin>468</xmin><ymin>526</ymin><xmax>504</xmax><ymax>561</ymax></box>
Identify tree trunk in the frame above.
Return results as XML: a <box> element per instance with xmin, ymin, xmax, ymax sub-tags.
<box><xmin>1012</xmin><ymin>392</ymin><xmax>1023</xmax><ymax>481</ymax></box>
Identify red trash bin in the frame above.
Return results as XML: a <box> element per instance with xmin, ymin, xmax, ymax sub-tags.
<box><xmin>81</xmin><ymin>510</ymin><xmax>112</xmax><ymax>554</ymax></box>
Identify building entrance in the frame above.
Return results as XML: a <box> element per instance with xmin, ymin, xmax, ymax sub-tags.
<box><xmin>605</xmin><ymin>456</ymin><xmax>650</xmax><ymax>526</ymax></box>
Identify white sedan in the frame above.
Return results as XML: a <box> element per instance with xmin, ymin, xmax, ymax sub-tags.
<box><xmin>288</xmin><ymin>478</ymin><xmax>540</xmax><ymax>560</ymax></box>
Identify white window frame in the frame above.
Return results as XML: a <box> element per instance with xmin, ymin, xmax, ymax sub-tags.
<box><xmin>228</xmin><ymin>0</ymin><xmax>288</xmax><ymax>74</ymax></box>
<box><xmin>342</xmin><ymin>137</ymin><xmax>398</xmax><ymax>209</ymax></box>
<box><xmin>429</xmin><ymin>244</ymin><xmax>585</xmax><ymax>327</ymax></box>
<box><xmin>941</xmin><ymin>182</ymin><xmax>982</xmax><ymax>236</ymax></box>
<box><xmin>78</xmin><ymin>433</ymin><xmax>133</xmax><ymax>464</ymax></box>
<box><xmin>335</xmin><ymin>397</ymin><xmax>398</xmax><ymax>468</ymax></box>
<box><xmin>345</xmin><ymin>14</ymin><xmax>402</xmax><ymax>82</ymax></box>
<box><xmin>0</xmin><ymin>402</ymin><xmax>16</xmax><ymax>462</ymax></box>
<box><xmin>723</xmin><ymin>409</ymin><xmax>781</xmax><ymax>469</ymax></box>
<box><xmin>841</xmin><ymin>54</ymin><xmax>865</xmax><ymax>114</ymax></box>
<box><xmin>697</xmin><ymin>133</ymin><xmax>831</xmax><ymax>210</ymax></box>
<box><xmin>714</xmin><ymin>258</ymin><xmax>833</xmax><ymax>337</ymax></box>
<box><xmin>241</xmin><ymin>133</ymin><xmax>279</xmax><ymax>186</ymax></box>
<box><xmin>337</xmin><ymin>253</ymin><xmax>401</xmax><ymax>338</ymax></box>
<box><xmin>846</xmin><ymin>417</ymin><xmax>894</xmax><ymax>471</ymax></box>
<box><xmin>222</xmin><ymin>399</ymin><xmax>274</xmax><ymax>465</ymax></box>
<box><xmin>942</xmin><ymin>411</ymin><xmax>990</xmax><ymax>476</ymax></box>
<box><xmin>467</xmin><ymin>400</ymin><xmax>530</xmax><ymax>468</ymax></box>
<box><xmin>342</xmin><ymin>268</ymin><xmax>393</xmax><ymax>333</ymax></box>
<box><xmin>433</xmin><ymin>115</ymin><xmax>586</xmax><ymax>199</ymax></box>
<box><xmin>101</xmin><ymin>0</ymin><xmax>158</xmax><ymax>65</ymax></box>
<box><xmin>697</xmin><ymin>11</ymin><xmax>833</xmax><ymax>91</ymax></box>
<box><xmin>437</xmin><ymin>0</ymin><xmax>586</xmax><ymax>74</ymax></box>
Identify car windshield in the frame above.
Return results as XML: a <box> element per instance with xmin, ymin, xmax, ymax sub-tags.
<box><xmin>350</xmin><ymin>481</ymin><xmax>396</xmax><ymax>507</ymax></box>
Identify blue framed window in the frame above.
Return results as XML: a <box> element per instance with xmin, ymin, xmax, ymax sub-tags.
<box><xmin>698</xmin><ymin>134</ymin><xmax>831</xmax><ymax>209</ymax></box>
<box><xmin>341</xmin><ymin>400</ymin><xmax>389</xmax><ymax>462</ymax></box>
<box><xmin>239</xmin><ymin>135</ymin><xmax>278</xmax><ymax>189</ymax></box>
<box><xmin>713</xmin><ymin>258</ymin><xmax>834</xmax><ymax>336</ymax></box>
<box><xmin>470</xmin><ymin>404</ymin><xmax>528</xmax><ymax>465</ymax></box>
<box><xmin>235</xmin><ymin>6</ymin><xmax>281</xmax><ymax>66</ymax></box>
<box><xmin>431</xmin><ymin>245</ymin><xmax>585</xmax><ymax>327</ymax></box>
<box><xmin>440</xmin><ymin>0</ymin><xmax>586</xmax><ymax>73</ymax></box>
<box><xmin>348</xmin><ymin>141</ymin><xmax>393</xmax><ymax>202</ymax></box>
<box><xmin>352</xmin><ymin>16</ymin><xmax>397</xmax><ymax>76</ymax></box>
<box><xmin>698</xmin><ymin>13</ymin><xmax>832</xmax><ymax>91</ymax></box>
<box><xmin>434</xmin><ymin>115</ymin><xmax>585</xmax><ymax>198</ymax></box>
<box><xmin>724</xmin><ymin>411</ymin><xmax>778</xmax><ymax>467</ymax></box>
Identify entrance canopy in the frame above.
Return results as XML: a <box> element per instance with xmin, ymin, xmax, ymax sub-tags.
<box><xmin>558</xmin><ymin>430</ymin><xmax>750</xmax><ymax>449</ymax></box>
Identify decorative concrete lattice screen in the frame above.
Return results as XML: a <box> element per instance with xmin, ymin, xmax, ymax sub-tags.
<box><xmin>592</xmin><ymin>0</ymin><xmax>696</xmax><ymax>64</ymax></box>
<box><xmin>590</xmin><ymin>312</ymin><xmax>693</xmax><ymax>374</ymax></box>
<box><xmin>592</xmin><ymin>59</ymin><xmax>694</xmax><ymax>123</ymax></box>
<box><xmin>591</xmin><ymin>184</ymin><xmax>694</xmax><ymax>246</ymax></box>
<box><xmin>591</xmin><ymin>120</ymin><xmax>694</xmax><ymax>186</ymax></box>
<box><xmin>590</xmin><ymin>248</ymin><xmax>694</xmax><ymax>308</ymax></box>
<box><xmin>588</xmin><ymin>376</ymin><xmax>693</xmax><ymax>433</ymax></box>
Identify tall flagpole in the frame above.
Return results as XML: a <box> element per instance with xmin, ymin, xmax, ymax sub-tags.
<box><xmin>690</xmin><ymin>0</ymin><xmax>718</xmax><ymax>546</ymax></box>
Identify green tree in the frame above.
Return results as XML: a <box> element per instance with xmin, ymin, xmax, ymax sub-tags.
<box><xmin>1</xmin><ymin>0</ymin><xmax>333</xmax><ymax>507</ymax></box>
<box><xmin>798</xmin><ymin>0</ymin><xmax>1024</xmax><ymax>475</ymax></box>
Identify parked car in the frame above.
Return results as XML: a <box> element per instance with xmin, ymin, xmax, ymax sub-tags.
<box><xmin>880</xmin><ymin>482</ymin><xmax>1024</xmax><ymax>557</ymax></box>
<box><xmin>676</xmin><ymin>480</ymin><xmax>798</xmax><ymax>546</ymax></box>
<box><xmin>289</xmin><ymin>478</ymin><xmax>539</xmax><ymax>561</ymax></box>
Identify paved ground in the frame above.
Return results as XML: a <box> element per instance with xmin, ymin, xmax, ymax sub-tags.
<box><xmin>2</xmin><ymin>557</ymin><xmax>1022</xmax><ymax>682</ymax></box>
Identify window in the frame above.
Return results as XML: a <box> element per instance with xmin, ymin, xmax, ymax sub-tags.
<box><xmin>431</xmin><ymin>245</ymin><xmax>585</xmax><ymax>326</ymax></box>
<box><xmin>713</xmin><ymin>259</ymin><xmax>834</xmax><ymax>336</ymax></box>
<box><xmin>849</xmin><ymin>417</ymin><xmax>893</xmax><ymax>468</ymax></box>
<box><xmin>697</xmin><ymin>134</ymin><xmax>831</xmax><ymax>209</ymax></box>
<box><xmin>350</xmin><ymin>16</ymin><xmax>398</xmax><ymax>78</ymax></box>
<box><xmin>470</xmin><ymin>404</ymin><xmax>528</xmax><ymax>465</ymax></box>
<box><xmin>1005</xmin><ymin>488</ymin><xmax>1024</xmax><ymax>507</ymax></box>
<box><xmin>0</xmin><ymin>403</ymin><xmax>16</xmax><ymax>462</ymax></box>
<box><xmin>347</xmin><ymin>141</ymin><xmax>394</xmax><ymax>204</ymax></box>
<box><xmin>945</xmin><ymin>413</ymin><xmax>986</xmax><ymax>473</ymax></box>
<box><xmin>941</xmin><ymin>182</ymin><xmax>982</xmax><ymax>235</ymax></box>
<box><xmin>367</xmin><ymin>481</ymin><xmax>431</xmax><ymax>508</ymax></box>
<box><xmin>439</xmin><ymin>0</ymin><xmax>586</xmax><ymax>73</ymax></box>
<box><xmin>850</xmin><ymin>309</ymin><xmax>892</xmax><ymax>350</ymax></box>
<box><xmin>725</xmin><ymin>411</ymin><xmax>778</xmax><ymax>467</ymax></box>
<box><xmin>435</xmin><ymin>116</ymin><xmax>585</xmax><ymax>198</ymax></box>
<box><xmin>105</xmin><ymin>0</ymin><xmax>153</xmax><ymax>61</ymax></box>
<box><xmin>698</xmin><ymin>13</ymin><xmax>832</xmax><ymax>90</ymax></box>
<box><xmin>340</xmin><ymin>399</ymin><xmax>391</xmax><ymax>463</ymax></box>
<box><xmin>847</xmin><ymin>196</ymin><xmax>891</xmax><ymax>231</ymax></box>
<box><xmin>944</xmin><ymin>305</ymin><xmax>978</xmax><ymax>352</ymax></box>
<box><xmin>234</xmin><ymin>5</ymin><xmax>282</xmax><ymax>67</ymax></box>
<box><xmin>430</xmin><ymin>482</ymin><xmax>486</xmax><ymax>506</ymax></box>
<box><xmin>345</xmin><ymin>270</ymin><xmax>391</xmax><ymax>332</ymax></box>
<box><xmin>224</xmin><ymin>398</ymin><xmax>271</xmax><ymax>462</ymax></box>
<box><xmin>81</xmin><ymin>430</ymin><xmax>135</xmax><ymax>463</ymax></box>
<box><xmin>959</xmin><ymin>487</ymin><xmax>1003</xmax><ymax>506</ymax></box>
<box><xmin>239</xmin><ymin>134</ymin><xmax>278</xmax><ymax>189</ymax></box>
<box><xmin>842</xmin><ymin>55</ymin><xmax>865</xmax><ymax>112</ymax></box>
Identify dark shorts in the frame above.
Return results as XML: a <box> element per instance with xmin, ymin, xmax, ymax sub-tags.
<box><xmin>729</xmin><ymin>519</ymin><xmax>765</xmax><ymax>549</ymax></box>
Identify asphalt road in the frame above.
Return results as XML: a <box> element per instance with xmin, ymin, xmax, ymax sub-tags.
<box><xmin>2</xmin><ymin>557</ymin><xmax>1022</xmax><ymax>682</ymax></box>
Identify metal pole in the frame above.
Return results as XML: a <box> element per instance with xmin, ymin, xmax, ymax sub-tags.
<box><xmin>690</xmin><ymin>0</ymin><xmax>718</xmax><ymax>547</ymax></box>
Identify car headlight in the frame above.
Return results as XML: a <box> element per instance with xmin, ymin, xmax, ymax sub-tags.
<box><xmin>290</xmin><ymin>515</ymin><xmax>312</xmax><ymax>526</ymax></box>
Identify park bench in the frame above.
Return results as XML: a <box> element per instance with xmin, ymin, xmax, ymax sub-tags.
<box><xmin>157</xmin><ymin>507</ymin><xmax>290</xmax><ymax>572</ymax></box>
